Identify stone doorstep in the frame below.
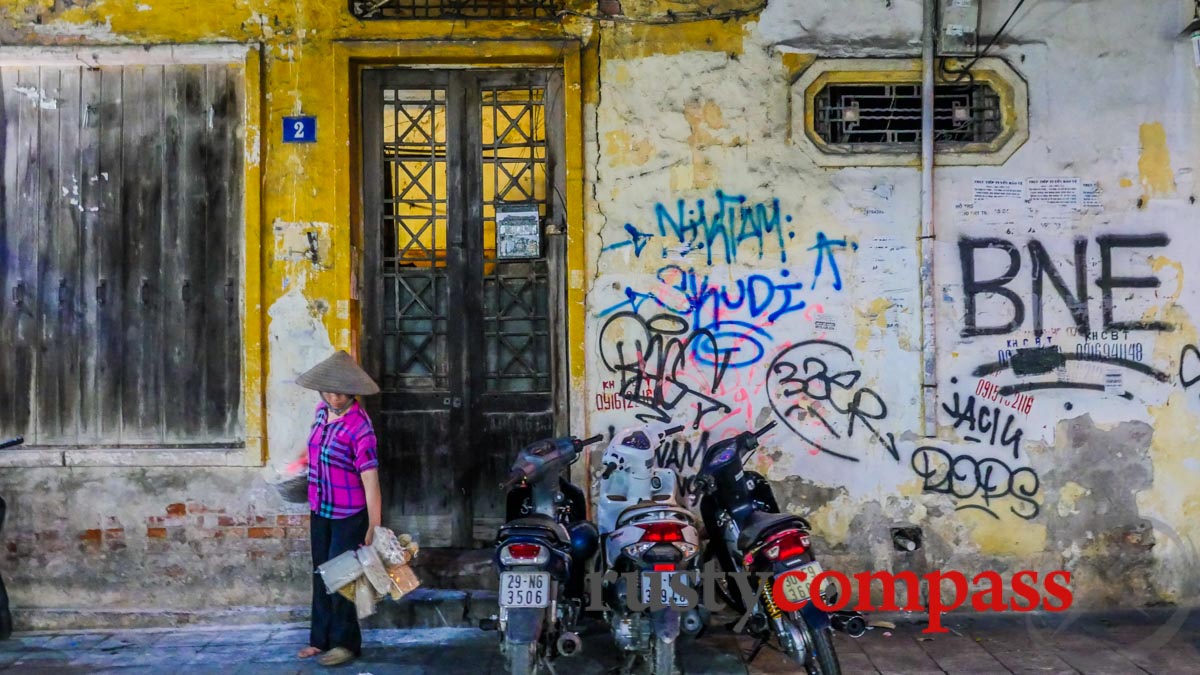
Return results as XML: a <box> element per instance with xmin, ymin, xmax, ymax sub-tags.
<box><xmin>13</xmin><ymin>590</ymin><xmax>501</xmax><ymax>632</ymax></box>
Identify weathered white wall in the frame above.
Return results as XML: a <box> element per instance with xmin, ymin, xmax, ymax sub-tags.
<box><xmin>584</xmin><ymin>0</ymin><xmax>1200</xmax><ymax>607</ymax></box>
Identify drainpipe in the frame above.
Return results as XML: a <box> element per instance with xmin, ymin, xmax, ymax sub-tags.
<box><xmin>920</xmin><ymin>0</ymin><xmax>938</xmax><ymax>437</ymax></box>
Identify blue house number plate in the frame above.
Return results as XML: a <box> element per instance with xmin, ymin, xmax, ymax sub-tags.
<box><xmin>283</xmin><ymin>116</ymin><xmax>316</xmax><ymax>143</ymax></box>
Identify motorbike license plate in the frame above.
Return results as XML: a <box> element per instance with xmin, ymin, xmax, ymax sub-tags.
<box><xmin>500</xmin><ymin>572</ymin><xmax>550</xmax><ymax>608</ymax></box>
<box><xmin>640</xmin><ymin>572</ymin><xmax>694</xmax><ymax>608</ymax></box>
<box><xmin>780</xmin><ymin>561</ymin><xmax>823</xmax><ymax>604</ymax></box>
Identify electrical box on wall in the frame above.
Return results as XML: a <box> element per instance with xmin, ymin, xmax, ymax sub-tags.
<box><xmin>939</xmin><ymin>0</ymin><xmax>980</xmax><ymax>56</ymax></box>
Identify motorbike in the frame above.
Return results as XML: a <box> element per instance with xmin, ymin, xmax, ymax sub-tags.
<box><xmin>596</xmin><ymin>423</ymin><xmax>704</xmax><ymax>675</ymax></box>
<box><xmin>0</xmin><ymin>436</ymin><xmax>23</xmax><ymax>641</ymax></box>
<box><xmin>691</xmin><ymin>421</ymin><xmax>865</xmax><ymax>675</ymax></box>
<box><xmin>484</xmin><ymin>433</ymin><xmax>604</xmax><ymax>675</ymax></box>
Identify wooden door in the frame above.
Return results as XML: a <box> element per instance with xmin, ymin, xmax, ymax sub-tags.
<box><xmin>360</xmin><ymin>69</ymin><xmax>567</xmax><ymax>548</ymax></box>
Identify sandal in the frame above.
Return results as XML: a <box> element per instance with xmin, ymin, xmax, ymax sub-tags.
<box><xmin>317</xmin><ymin>646</ymin><xmax>355</xmax><ymax>666</ymax></box>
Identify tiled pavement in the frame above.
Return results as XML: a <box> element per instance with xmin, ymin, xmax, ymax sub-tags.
<box><xmin>0</xmin><ymin>609</ymin><xmax>1197</xmax><ymax>673</ymax></box>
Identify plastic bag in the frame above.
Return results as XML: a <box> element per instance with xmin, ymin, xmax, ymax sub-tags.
<box><xmin>358</xmin><ymin>544</ymin><xmax>393</xmax><ymax>595</ymax></box>
<box><xmin>354</xmin><ymin>577</ymin><xmax>377</xmax><ymax>619</ymax></box>
<box><xmin>317</xmin><ymin>549</ymin><xmax>363</xmax><ymax>594</ymax></box>
<box><xmin>386</xmin><ymin>563</ymin><xmax>421</xmax><ymax>601</ymax></box>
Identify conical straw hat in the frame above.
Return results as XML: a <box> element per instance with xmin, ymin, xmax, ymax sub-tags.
<box><xmin>296</xmin><ymin>351</ymin><xmax>380</xmax><ymax>396</ymax></box>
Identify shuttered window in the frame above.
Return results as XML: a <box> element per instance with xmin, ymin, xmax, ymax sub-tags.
<box><xmin>0</xmin><ymin>63</ymin><xmax>243</xmax><ymax>447</ymax></box>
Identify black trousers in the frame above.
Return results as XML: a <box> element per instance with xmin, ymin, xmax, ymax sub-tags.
<box><xmin>310</xmin><ymin>509</ymin><xmax>368</xmax><ymax>655</ymax></box>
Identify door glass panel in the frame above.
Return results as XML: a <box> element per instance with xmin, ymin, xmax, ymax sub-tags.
<box><xmin>481</xmin><ymin>84</ymin><xmax>551</xmax><ymax>394</ymax></box>
<box><xmin>381</xmin><ymin>87</ymin><xmax>449</xmax><ymax>391</ymax></box>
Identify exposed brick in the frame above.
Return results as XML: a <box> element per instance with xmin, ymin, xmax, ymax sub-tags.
<box><xmin>248</xmin><ymin>527</ymin><xmax>282</xmax><ymax>539</ymax></box>
<box><xmin>107</xmin><ymin>541</ymin><xmax>127</xmax><ymax>552</ymax></box>
<box><xmin>166</xmin><ymin>503</ymin><xmax>187</xmax><ymax>516</ymax></box>
<box><xmin>217</xmin><ymin>515</ymin><xmax>237</xmax><ymax>527</ymax></box>
<box><xmin>253</xmin><ymin>515</ymin><xmax>271</xmax><ymax>525</ymax></box>
<box><xmin>147</xmin><ymin>527</ymin><xmax>168</xmax><ymax>539</ymax></box>
<box><xmin>284</xmin><ymin>526</ymin><xmax>307</xmax><ymax>539</ymax></box>
<box><xmin>207</xmin><ymin>530</ymin><xmax>225</xmax><ymax>539</ymax></box>
<box><xmin>186</xmin><ymin>502</ymin><xmax>214</xmax><ymax>514</ymax></box>
<box><xmin>80</xmin><ymin>529</ymin><xmax>102</xmax><ymax>543</ymax></box>
<box><xmin>276</xmin><ymin>515</ymin><xmax>308</xmax><ymax>527</ymax></box>
<box><xmin>146</xmin><ymin>516</ymin><xmax>165</xmax><ymax>525</ymax></box>
<box><xmin>225</xmin><ymin>527</ymin><xmax>247</xmax><ymax>539</ymax></box>
<box><xmin>105</xmin><ymin>528</ymin><xmax>125</xmax><ymax>540</ymax></box>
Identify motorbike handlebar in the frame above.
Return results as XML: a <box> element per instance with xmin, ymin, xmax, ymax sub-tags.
<box><xmin>0</xmin><ymin>437</ymin><xmax>24</xmax><ymax>450</ymax></box>
<box><xmin>601</xmin><ymin>461</ymin><xmax>619</xmax><ymax>480</ymax></box>
<box><xmin>578</xmin><ymin>434</ymin><xmax>605</xmax><ymax>447</ymax></box>
<box><xmin>753</xmin><ymin>421</ymin><xmax>777</xmax><ymax>439</ymax></box>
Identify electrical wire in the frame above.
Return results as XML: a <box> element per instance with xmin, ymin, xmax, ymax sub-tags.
<box><xmin>557</xmin><ymin>1</ymin><xmax>768</xmax><ymax>25</ymax></box>
<box><xmin>942</xmin><ymin>0</ymin><xmax>1027</xmax><ymax>83</ymax></box>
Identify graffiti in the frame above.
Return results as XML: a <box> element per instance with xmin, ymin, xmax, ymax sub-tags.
<box><xmin>654</xmin><ymin>431</ymin><xmax>713</xmax><ymax>498</ymax></box>
<box><xmin>974</xmin><ymin>378</ymin><xmax>1035</xmax><ymax>415</ymax></box>
<box><xmin>958</xmin><ymin>234</ymin><xmax>1172</xmax><ymax>338</ymax></box>
<box><xmin>942</xmin><ymin>378</ymin><xmax>1026</xmax><ymax>458</ymax></box>
<box><xmin>648</xmin><ymin>190</ymin><xmax>790</xmax><ymax>265</ymax></box>
<box><xmin>601</xmin><ymin>223</ymin><xmax>656</xmax><ymax>256</ymax></box>
<box><xmin>1182</xmin><ymin>345</ymin><xmax>1200</xmax><ymax>390</ymax></box>
<box><xmin>598</xmin><ymin>312</ymin><xmax>733</xmax><ymax>428</ymax></box>
<box><xmin>910</xmin><ymin>446</ymin><xmax>1040</xmax><ymax>520</ymax></box>
<box><xmin>766</xmin><ymin>340</ymin><xmax>898</xmax><ymax>463</ymax></box>
<box><xmin>807</xmin><ymin>232</ymin><xmax>857</xmax><ymax>291</ymax></box>
<box><xmin>596</xmin><ymin>233</ymin><xmax>853</xmax><ymax>370</ymax></box>
<box><xmin>972</xmin><ymin>345</ymin><xmax>1169</xmax><ymax>399</ymax></box>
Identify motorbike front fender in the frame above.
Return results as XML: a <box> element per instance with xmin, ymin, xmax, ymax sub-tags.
<box><xmin>798</xmin><ymin>599</ymin><xmax>831</xmax><ymax>632</ymax></box>
<box><xmin>650</xmin><ymin>607</ymin><xmax>683</xmax><ymax>641</ymax></box>
<box><xmin>504</xmin><ymin>607</ymin><xmax>547</xmax><ymax>645</ymax></box>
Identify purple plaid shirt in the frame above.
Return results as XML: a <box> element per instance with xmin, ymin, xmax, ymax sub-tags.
<box><xmin>307</xmin><ymin>401</ymin><xmax>379</xmax><ymax>519</ymax></box>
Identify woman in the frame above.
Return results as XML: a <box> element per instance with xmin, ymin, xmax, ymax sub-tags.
<box><xmin>293</xmin><ymin>351</ymin><xmax>383</xmax><ymax>667</ymax></box>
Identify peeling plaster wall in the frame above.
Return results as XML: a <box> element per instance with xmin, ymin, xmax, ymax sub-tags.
<box><xmin>585</xmin><ymin>0</ymin><xmax>1200</xmax><ymax>609</ymax></box>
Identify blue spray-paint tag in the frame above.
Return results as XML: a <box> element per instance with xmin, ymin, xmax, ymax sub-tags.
<box><xmin>283</xmin><ymin>116</ymin><xmax>316</xmax><ymax>143</ymax></box>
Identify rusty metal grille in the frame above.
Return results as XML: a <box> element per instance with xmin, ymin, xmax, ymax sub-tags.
<box><xmin>482</xmin><ymin>85</ymin><xmax>550</xmax><ymax>394</ymax></box>
<box><xmin>381</xmin><ymin>86</ymin><xmax>449</xmax><ymax>390</ymax></box>
<box><xmin>815</xmin><ymin>82</ymin><xmax>1002</xmax><ymax>149</ymax></box>
<box><xmin>352</xmin><ymin>0</ymin><xmax>560</xmax><ymax>19</ymax></box>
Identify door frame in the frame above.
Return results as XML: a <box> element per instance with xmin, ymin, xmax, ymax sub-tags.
<box><xmin>335</xmin><ymin>42</ymin><xmax>585</xmax><ymax>538</ymax></box>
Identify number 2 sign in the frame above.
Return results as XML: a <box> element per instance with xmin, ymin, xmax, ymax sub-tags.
<box><xmin>283</xmin><ymin>116</ymin><xmax>316</xmax><ymax>143</ymax></box>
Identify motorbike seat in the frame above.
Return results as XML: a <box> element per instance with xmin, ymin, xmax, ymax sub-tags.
<box><xmin>615</xmin><ymin>501</ymin><xmax>695</xmax><ymax>529</ymax></box>
<box><xmin>737</xmin><ymin>511</ymin><xmax>810</xmax><ymax>551</ymax></box>
<box><xmin>500</xmin><ymin>515</ymin><xmax>571</xmax><ymax>543</ymax></box>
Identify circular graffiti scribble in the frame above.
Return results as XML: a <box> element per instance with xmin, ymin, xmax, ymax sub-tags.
<box><xmin>766</xmin><ymin>340</ymin><xmax>894</xmax><ymax>463</ymax></box>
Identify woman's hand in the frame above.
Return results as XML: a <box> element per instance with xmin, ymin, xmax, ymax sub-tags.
<box><xmin>364</xmin><ymin>527</ymin><xmax>375</xmax><ymax>547</ymax></box>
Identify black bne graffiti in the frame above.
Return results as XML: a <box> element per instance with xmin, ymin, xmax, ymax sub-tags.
<box><xmin>958</xmin><ymin>234</ymin><xmax>1173</xmax><ymax>338</ymax></box>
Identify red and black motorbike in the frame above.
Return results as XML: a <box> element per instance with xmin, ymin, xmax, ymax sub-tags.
<box><xmin>691</xmin><ymin>422</ymin><xmax>864</xmax><ymax>675</ymax></box>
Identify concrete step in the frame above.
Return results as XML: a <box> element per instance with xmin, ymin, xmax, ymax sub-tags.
<box><xmin>364</xmin><ymin>589</ymin><xmax>498</xmax><ymax>630</ymax></box>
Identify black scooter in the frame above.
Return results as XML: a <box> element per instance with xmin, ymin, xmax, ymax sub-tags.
<box><xmin>484</xmin><ymin>434</ymin><xmax>603</xmax><ymax>675</ymax></box>
<box><xmin>691</xmin><ymin>422</ymin><xmax>864</xmax><ymax>675</ymax></box>
<box><xmin>0</xmin><ymin>436</ymin><xmax>23</xmax><ymax>640</ymax></box>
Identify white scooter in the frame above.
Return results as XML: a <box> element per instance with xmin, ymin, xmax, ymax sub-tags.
<box><xmin>595</xmin><ymin>423</ymin><xmax>705</xmax><ymax>675</ymax></box>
